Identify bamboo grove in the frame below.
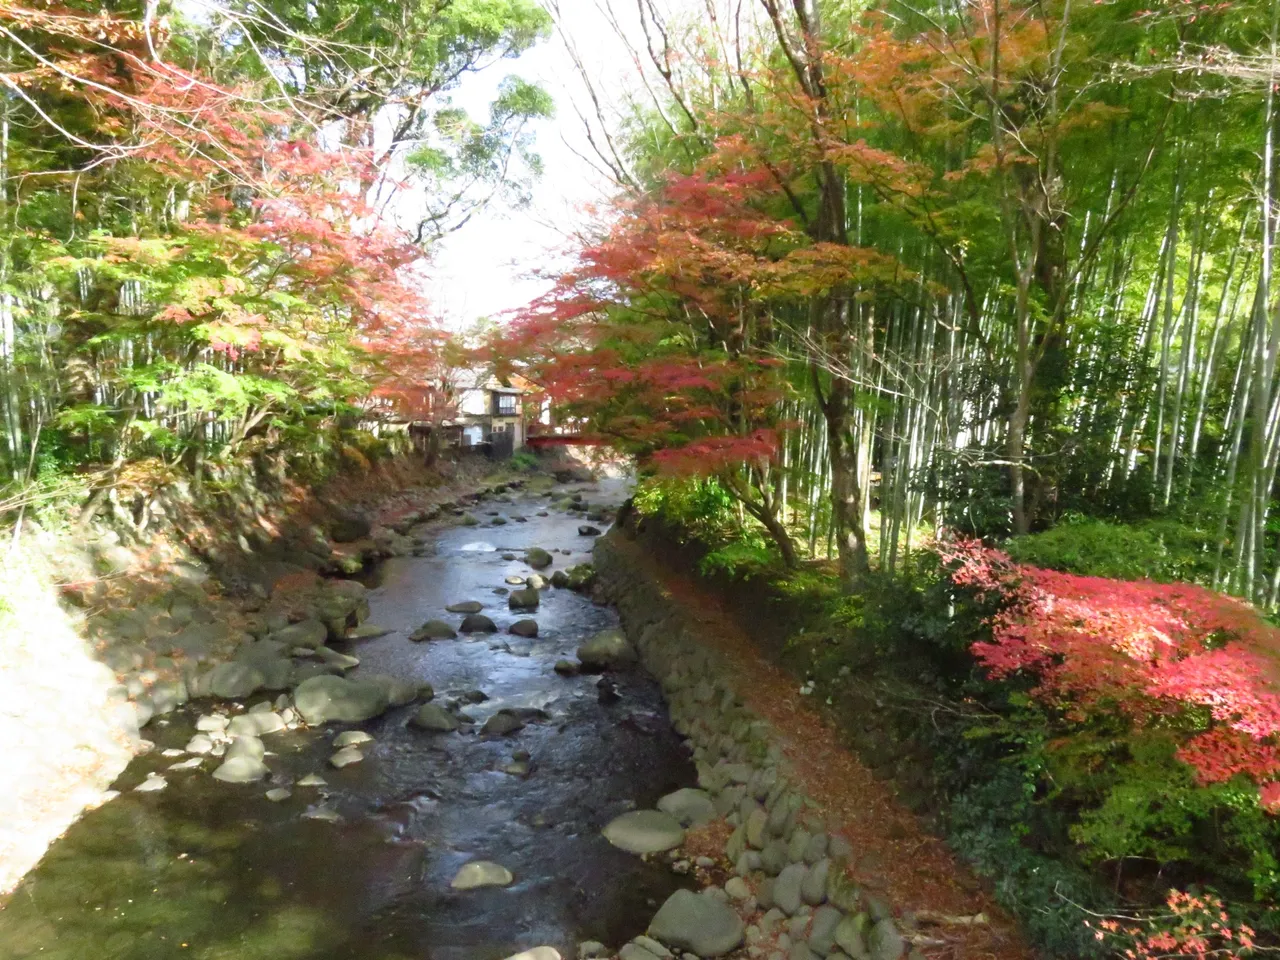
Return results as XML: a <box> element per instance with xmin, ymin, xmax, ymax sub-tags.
<box><xmin>509</xmin><ymin>0</ymin><xmax>1280</xmax><ymax>606</ymax></box>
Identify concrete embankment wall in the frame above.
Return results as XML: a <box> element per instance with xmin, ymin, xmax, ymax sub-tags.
<box><xmin>594</xmin><ymin>529</ymin><xmax>911</xmax><ymax>960</ymax></box>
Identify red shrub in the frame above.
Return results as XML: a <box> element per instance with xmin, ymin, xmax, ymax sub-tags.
<box><xmin>938</xmin><ymin>539</ymin><xmax>1280</xmax><ymax>810</ymax></box>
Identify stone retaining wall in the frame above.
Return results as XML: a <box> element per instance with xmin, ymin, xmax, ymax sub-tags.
<box><xmin>594</xmin><ymin>531</ymin><xmax>913</xmax><ymax>960</ymax></box>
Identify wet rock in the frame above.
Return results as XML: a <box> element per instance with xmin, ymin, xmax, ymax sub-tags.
<box><xmin>508</xmin><ymin>588</ymin><xmax>540</xmax><ymax>610</ymax></box>
<box><xmin>578</xmin><ymin>942</ymin><xmax>607</xmax><ymax>960</ymax></box>
<box><xmin>480</xmin><ymin>709</ymin><xmax>526</xmax><ymax>736</ymax></box>
<box><xmin>503</xmin><ymin>950</ymin><xmax>560</xmax><ymax>960</ymax></box>
<box><xmin>459</xmin><ymin>614</ymin><xmax>497</xmax><ymax>633</ymax></box>
<box><xmin>620</xmin><ymin>945</ymin><xmax>663</xmax><ymax>960</ymax></box>
<box><xmin>270</xmin><ymin>619</ymin><xmax>328</xmax><ymax>649</ymax></box>
<box><xmin>134</xmin><ymin>774</ymin><xmax>167</xmax><ymax>792</ymax></box>
<box><xmin>524</xmin><ymin>547</ymin><xmax>554</xmax><ymax>569</ymax></box>
<box><xmin>502</xmin><ymin>553</ymin><xmax>517</xmax><ymax>561</ymax></box>
<box><xmin>446</xmin><ymin>600</ymin><xmax>483</xmax><ymax>614</ymax></box>
<box><xmin>196</xmin><ymin>713</ymin><xmax>228</xmax><ymax>733</ymax></box>
<box><xmin>212</xmin><ymin>754</ymin><xmax>268</xmax><ymax>783</ymax></box>
<box><xmin>578</xmin><ymin>525</ymin><xmax>602</xmax><ymax>536</ymax></box>
<box><xmin>725</xmin><ymin>877</ymin><xmax>752</xmax><ymax>900</ymax></box>
<box><xmin>450</xmin><ymin>860</ymin><xmax>514</xmax><ymax>889</ymax></box>
<box><xmin>505</xmin><ymin>575</ymin><xmax>527</xmax><ymax>585</ymax></box>
<box><xmin>461</xmin><ymin>689</ymin><xmax>489</xmax><ymax>703</ymax></box>
<box><xmin>206</xmin><ymin>661</ymin><xmax>266</xmax><ymax>699</ymax></box>
<box><xmin>409</xmin><ymin>703</ymin><xmax>460</xmax><ymax>733</ymax></box>
<box><xmin>550</xmin><ymin>570</ymin><xmax>569</xmax><ymax>588</ymax></box>
<box><xmin>577</xmin><ymin>628</ymin><xmax>637</xmax><ymax>671</ymax></box>
<box><xmin>658</xmin><ymin>788</ymin><xmax>716</xmax><ymax>827</ymax></box>
<box><xmin>185</xmin><ymin>733</ymin><xmax>214</xmax><ymax>754</ymax></box>
<box><xmin>228</xmin><ymin>712</ymin><xmax>286</xmax><ymax>737</ymax></box>
<box><xmin>648</xmin><ymin>888</ymin><xmax>745</xmax><ymax>957</ymax></box>
<box><xmin>461</xmin><ymin>513</ymin><xmax>479</xmax><ymax>526</ymax></box>
<box><xmin>329</xmin><ymin>745</ymin><xmax>364</xmax><ymax>768</ymax></box>
<box><xmin>150</xmin><ymin>679</ymin><xmax>188</xmax><ymax>715</ymax></box>
<box><xmin>554</xmin><ymin>659</ymin><xmax>579</xmax><ymax>676</ymax></box>
<box><xmin>297</xmin><ymin>773</ymin><xmax>327</xmax><ymax>787</ymax></box>
<box><xmin>346</xmin><ymin>624</ymin><xmax>392</xmax><ymax>641</ymax></box>
<box><xmin>602</xmin><ymin>810</ymin><xmax>684</xmax><ymax>854</ymax></box>
<box><xmin>526</xmin><ymin>573</ymin><xmax>548</xmax><ymax>590</ymax></box>
<box><xmin>410</xmin><ymin>619</ymin><xmax>458</xmax><ymax>641</ymax></box>
<box><xmin>334</xmin><ymin>730</ymin><xmax>374</xmax><ymax>748</ymax></box>
<box><xmin>509</xmin><ymin>618</ymin><xmax>539</xmax><ymax>638</ymax></box>
<box><xmin>293</xmin><ymin>675</ymin><xmax>391</xmax><ymax>724</ymax></box>
<box><xmin>597</xmin><ymin>677</ymin><xmax>620</xmax><ymax>703</ymax></box>
<box><xmin>491</xmin><ymin>516</ymin><xmax>508</xmax><ymax>526</ymax></box>
<box><xmin>266</xmin><ymin>788</ymin><xmax>292</xmax><ymax>802</ymax></box>
<box><xmin>360</xmin><ymin>674</ymin><xmax>420</xmax><ymax>706</ymax></box>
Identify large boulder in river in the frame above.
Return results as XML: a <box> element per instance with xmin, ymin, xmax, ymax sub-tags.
<box><xmin>648</xmin><ymin>889</ymin><xmax>744</xmax><ymax>957</ymax></box>
<box><xmin>576</xmin><ymin>628</ymin><xmax>637</xmax><ymax>672</ymax></box>
<box><xmin>602</xmin><ymin>810</ymin><xmax>684</xmax><ymax>854</ymax></box>
<box><xmin>315</xmin><ymin>580</ymin><xmax>369</xmax><ymax>638</ymax></box>
<box><xmin>459</xmin><ymin>614</ymin><xmax>497</xmax><ymax>634</ymax></box>
<box><xmin>410</xmin><ymin>619</ymin><xmax>457</xmax><ymax>641</ymax></box>
<box><xmin>524</xmin><ymin>548</ymin><xmax>554</xmax><ymax>570</ymax></box>
<box><xmin>409</xmin><ymin>703</ymin><xmax>460</xmax><ymax>732</ymax></box>
<box><xmin>293</xmin><ymin>675</ymin><xmax>391</xmax><ymax>724</ymax></box>
<box><xmin>509</xmin><ymin>619</ymin><xmax>538</xmax><ymax>638</ymax></box>
<box><xmin>508</xmin><ymin>588</ymin><xmax>540</xmax><ymax>611</ymax></box>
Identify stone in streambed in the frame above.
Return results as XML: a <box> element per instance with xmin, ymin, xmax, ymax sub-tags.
<box><xmin>212</xmin><ymin>754</ymin><xmax>267</xmax><ymax>783</ymax></box>
<box><xmin>270</xmin><ymin>619</ymin><xmax>328</xmax><ymax>649</ymax></box>
<box><xmin>228</xmin><ymin>711</ymin><xmax>286</xmax><ymax>737</ymax></box>
<box><xmin>509</xmin><ymin>619</ymin><xmax>539</xmax><ymax>638</ymax></box>
<box><xmin>503</xmin><ymin>950</ymin><xmax>560</xmax><ymax>960</ymax></box>
<box><xmin>410</xmin><ymin>619</ymin><xmax>457</xmax><ymax>641</ymax></box>
<box><xmin>266</xmin><ymin>787</ymin><xmax>292</xmax><ymax>802</ymax></box>
<box><xmin>293</xmin><ymin>675</ymin><xmax>391</xmax><ymax>724</ymax></box>
<box><xmin>360</xmin><ymin>674</ymin><xmax>420</xmax><ymax>706</ymax></box>
<box><xmin>647</xmin><ymin>888</ymin><xmax>745</xmax><ymax>957</ymax></box>
<box><xmin>508</xmin><ymin>588</ymin><xmax>539</xmax><ymax>610</ymax></box>
<box><xmin>578</xmin><ymin>525</ymin><xmax>602</xmax><ymax>536</ymax></box>
<box><xmin>774</xmin><ymin>863</ymin><xmax>807</xmax><ymax>915</ymax></box>
<box><xmin>577</xmin><ymin>628</ymin><xmax>637</xmax><ymax>671</ymax></box>
<box><xmin>205</xmin><ymin>661</ymin><xmax>265</xmax><ymax>699</ymax></box>
<box><xmin>459</xmin><ymin>614</ymin><xmax>497</xmax><ymax>633</ymax></box>
<box><xmin>524</xmin><ymin>547</ymin><xmax>553</xmax><ymax>569</ymax></box>
<box><xmin>346</xmin><ymin>624</ymin><xmax>392</xmax><ymax>641</ymax></box>
<box><xmin>480</xmin><ymin>709</ymin><xmax>525</xmax><ymax>736</ymax></box>
<box><xmin>329</xmin><ymin>745</ymin><xmax>364</xmax><ymax>768</ymax></box>
<box><xmin>554</xmin><ymin>659</ymin><xmax>579</xmax><ymax>676</ymax></box>
<box><xmin>602</xmin><ymin>810</ymin><xmax>684</xmax><ymax>854</ymax></box>
<box><xmin>334</xmin><ymin>730</ymin><xmax>374</xmax><ymax>748</ymax></box>
<box><xmin>450</xmin><ymin>860</ymin><xmax>514</xmax><ymax>889</ymax></box>
<box><xmin>410</xmin><ymin>703</ymin><xmax>460</xmax><ymax>733</ymax></box>
<box><xmin>446</xmin><ymin>600</ymin><xmax>483</xmax><ymax>613</ymax></box>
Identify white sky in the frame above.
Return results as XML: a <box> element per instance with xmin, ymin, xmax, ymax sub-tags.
<box><xmin>423</xmin><ymin>3</ymin><xmax>635</xmax><ymax>330</ymax></box>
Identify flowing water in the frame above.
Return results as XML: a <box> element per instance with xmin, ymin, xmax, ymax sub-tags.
<box><xmin>0</xmin><ymin>478</ymin><xmax>695</xmax><ymax>960</ymax></box>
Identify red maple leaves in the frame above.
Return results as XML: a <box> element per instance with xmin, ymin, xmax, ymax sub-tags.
<box><xmin>939</xmin><ymin>539</ymin><xmax>1280</xmax><ymax>809</ymax></box>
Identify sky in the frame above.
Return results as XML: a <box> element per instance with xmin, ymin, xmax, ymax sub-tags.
<box><xmin>423</xmin><ymin>3</ymin><xmax>636</xmax><ymax>330</ymax></box>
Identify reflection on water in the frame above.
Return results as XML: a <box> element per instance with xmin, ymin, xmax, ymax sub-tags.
<box><xmin>0</xmin><ymin>478</ymin><xmax>696</xmax><ymax>960</ymax></box>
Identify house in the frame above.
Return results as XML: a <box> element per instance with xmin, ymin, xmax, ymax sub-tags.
<box><xmin>452</xmin><ymin>374</ymin><xmax>528</xmax><ymax>456</ymax></box>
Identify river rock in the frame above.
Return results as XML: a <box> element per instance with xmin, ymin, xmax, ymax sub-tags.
<box><xmin>315</xmin><ymin>646</ymin><xmax>360</xmax><ymax>670</ymax></box>
<box><xmin>578</xmin><ymin>525</ymin><xmax>602</xmax><ymax>536</ymax></box>
<box><xmin>550</xmin><ymin>570</ymin><xmax>569</xmax><ymax>588</ymax></box>
<box><xmin>526</xmin><ymin>573</ymin><xmax>548</xmax><ymax>590</ymax></box>
<box><xmin>206</xmin><ymin>661</ymin><xmax>266</xmax><ymax>699</ymax></box>
<box><xmin>446</xmin><ymin>601</ymin><xmax>483</xmax><ymax>613</ymax></box>
<box><xmin>578</xmin><ymin>942</ymin><xmax>607</xmax><ymax>959</ymax></box>
<box><xmin>450</xmin><ymin>860</ymin><xmax>514</xmax><ymax>889</ymax></box>
<box><xmin>868</xmin><ymin>918</ymin><xmax>905</xmax><ymax>960</ymax></box>
<box><xmin>266</xmin><ymin>788</ymin><xmax>292</xmax><ymax>802</ymax></box>
<box><xmin>330</xmin><ymin>510</ymin><xmax>372</xmax><ymax>543</ymax></box>
<box><xmin>576</xmin><ymin>628</ymin><xmax>637</xmax><ymax>671</ymax></box>
<box><xmin>360</xmin><ymin>674</ymin><xmax>419</xmax><ymax>706</ymax></box>
<box><xmin>297</xmin><ymin>773</ymin><xmax>327</xmax><ymax>787</ymax></box>
<box><xmin>503</xmin><ymin>950</ymin><xmax>560</xmax><ymax>960</ymax></box>
<box><xmin>185</xmin><ymin>733</ymin><xmax>214</xmax><ymax>754</ymax></box>
<box><xmin>411</xmin><ymin>619</ymin><xmax>458</xmax><ymax>641</ymax></box>
<box><xmin>212</xmin><ymin>754</ymin><xmax>268</xmax><ymax>783</ymax></box>
<box><xmin>293</xmin><ymin>675</ymin><xmax>391</xmax><ymax>724</ymax></box>
<box><xmin>508</xmin><ymin>588</ymin><xmax>540</xmax><ymax>610</ymax></box>
<box><xmin>329</xmin><ymin>745</ymin><xmax>364</xmax><ymax>768</ymax></box>
<box><xmin>505</xmin><ymin>575</ymin><xmax>527</xmax><ymax>585</ymax></box>
<box><xmin>228</xmin><ymin>711</ymin><xmax>286</xmax><ymax>737</ymax></box>
<box><xmin>480</xmin><ymin>709</ymin><xmax>526</xmax><ymax>736</ymax></box>
<box><xmin>524</xmin><ymin>547</ymin><xmax>554</xmax><ymax>569</ymax></box>
<box><xmin>509</xmin><ymin>618</ymin><xmax>539</xmax><ymax>637</ymax></box>
<box><xmin>345</xmin><ymin>624</ymin><xmax>392</xmax><ymax>641</ymax></box>
<box><xmin>134</xmin><ymin>774</ymin><xmax>167</xmax><ymax>792</ymax></box>
<box><xmin>602</xmin><ymin>810</ymin><xmax>684</xmax><ymax>854</ymax></box>
<box><xmin>834</xmin><ymin>913</ymin><xmax>869</xmax><ymax>958</ymax></box>
<box><xmin>410</xmin><ymin>703</ymin><xmax>460</xmax><ymax>732</ymax></box>
<box><xmin>459</xmin><ymin>614</ymin><xmax>497</xmax><ymax>633</ymax></box>
<box><xmin>657</xmin><ymin>787</ymin><xmax>716</xmax><ymax>827</ymax></box>
<box><xmin>554</xmin><ymin>659</ymin><xmax>579</xmax><ymax>676</ymax></box>
<box><xmin>809</xmin><ymin>905</ymin><xmax>844</xmax><ymax>955</ymax></box>
<box><xmin>334</xmin><ymin>730</ymin><xmax>374</xmax><ymax>748</ymax></box>
<box><xmin>270</xmin><ymin>619</ymin><xmax>328</xmax><ymax>649</ymax></box>
<box><xmin>774</xmin><ymin>863</ymin><xmax>807</xmax><ymax>914</ymax></box>
<box><xmin>648</xmin><ymin>888</ymin><xmax>745</xmax><ymax>957</ymax></box>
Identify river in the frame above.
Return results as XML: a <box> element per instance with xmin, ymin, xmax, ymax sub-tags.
<box><xmin>0</xmin><ymin>477</ymin><xmax>696</xmax><ymax>960</ymax></box>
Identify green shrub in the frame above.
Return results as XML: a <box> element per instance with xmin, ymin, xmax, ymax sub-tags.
<box><xmin>509</xmin><ymin>450</ymin><xmax>539</xmax><ymax>472</ymax></box>
<box><xmin>1004</xmin><ymin>516</ymin><xmax>1216</xmax><ymax>583</ymax></box>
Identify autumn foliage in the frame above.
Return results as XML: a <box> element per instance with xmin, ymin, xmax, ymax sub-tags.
<box><xmin>940</xmin><ymin>539</ymin><xmax>1280</xmax><ymax>814</ymax></box>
